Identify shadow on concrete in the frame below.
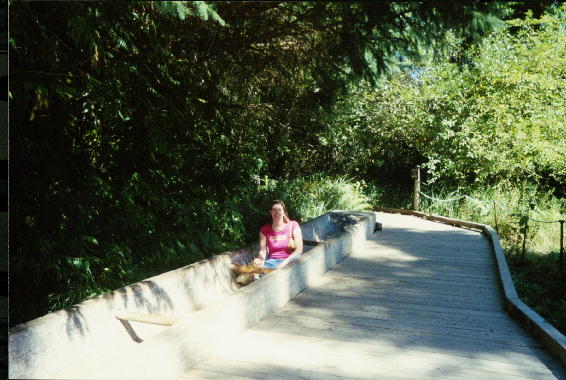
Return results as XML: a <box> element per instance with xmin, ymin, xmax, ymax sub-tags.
<box><xmin>131</xmin><ymin>280</ymin><xmax>175</xmax><ymax>313</ymax></box>
<box><xmin>118</xmin><ymin>319</ymin><xmax>143</xmax><ymax>343</ymax></box>
<box><xmin>55</xmin><ymin>278</ymin><xmax>176</xmax><ymax>345</ymax></box>
<box><xmin>64</xmin><ymin>305</ymin><xmax>89</xmax><ymax>338</ymax></box>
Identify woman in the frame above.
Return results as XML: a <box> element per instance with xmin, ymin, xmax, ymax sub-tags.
<box><xmin>253</xmin><ymin>200</ymin><xmax>303</xmax><ymax>269</ymax></box>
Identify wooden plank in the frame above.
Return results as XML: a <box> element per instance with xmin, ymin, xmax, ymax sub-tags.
<box><xmin>372</xmin><ymin>242</ymin><xmax>490</xmax><ymax>252</ymax></box>
<box><xmin>309</xmin><ymin>273</ymin><xmax>501</xmax><ymax>295</ymax></box>
<box><xmin>305</xmin><ymin>283</ymin><xmax>501</xmax><ymax>305</ymax></box>
<box><xmin>277</xmin><ymin>301</ymin><xmax>531</xmax><ymax>338</ymax></box>
<box><xmin>359</xmin><ymin>246</ymin><xmax>495</xmax><ymax>260</ymax></box>
<box><xmin>330</xmin><ymin>263</ymin><xmax>501</xmax><ymax>285</ymax></box>
<box><xmin>193</xmin><ymin>359</ymin><xmax>414</xmax><ymax>380</ymax></box>
<box><xmin>288</xmin><ymin>292</ymin><xmax>519</xmax><ymax>322</ymax></box>
<box><xmin>192</xmin><ymin>331</ymin><xmax>560</xmax><ymax>380</ymax></box>
<box><xmin>192</xmin><ymin>357</ymin><xmax>550</xmax><ymax>380</ymax></box>
<box><xmin>374</xmin><ymin>210</ymin><xmax>566</xmax><ymax>366</ymax></box>
<box><xmin>280</xmin><ymin>297</ymin><xmax>521</xmax><ymax>330</ymax></box>
<box><xmin>264</xmin><ymin>308</ymin><xmax>526</xmax><ymax>347</ymax></box>
<box><xmin>323</xmin><ymin>273</ymin><xmax>500</xmax><ymax>292</ymax></box>
<box><xmin>351</xmin><ymin>246</ymin><xmax>495</xmax><ymax>263</ymax></box>
<box><xmin>264</xmin><ymin>313</ymin><xmax>536</xmax><ymax>347</ymax></box>
<box><xmin>317</xmin><ymin>273</ymin><xmax>501</xmax><ymax>292</ymax></box>
<box><xmin>336</xmin><ymin>259</ymin><xmax>499</xmax><ymax>277</ymax></box>
<box><xmin>371</xmin><ymin>235</ymin><xmax>489</xmax><ymax>244</ymax></box>
<box><xmin>375</xmin><ymin>207</ymin><xmax>489</xmax><ymax>231</ymax></box>
<box><xmin>300</xmin><ymin>285</ymin><xmax>503</xmax><ymax>310</ymax></box>
<box><xmin>250</xmin><ymin>319</ymin><xmax>557</xmax><ymax>366</ymax></box>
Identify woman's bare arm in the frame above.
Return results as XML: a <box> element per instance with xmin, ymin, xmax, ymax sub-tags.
<box><xmin>279</xmin><ymin>223</ymin><xmax>303</xmax><ymax>268</ymax></box>
<box><xmin>253</xmin><ymin>232</ymin><xmax>267</xmax><ymax>266</ymax></box>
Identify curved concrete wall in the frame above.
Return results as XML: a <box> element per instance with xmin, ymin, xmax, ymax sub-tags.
<box><xmin>9</xmin><ymin>211</ymin><xmax>377</xmax><ymax>379</ymax></box>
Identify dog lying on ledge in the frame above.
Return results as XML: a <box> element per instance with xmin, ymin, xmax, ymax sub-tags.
<box><xmin>231</xmin><ymin>265</ymin><xmax>275</xmax><ymax>286</ymax></box>
<box><xmin>231</xmin><ymin>265</ymin><xmax>277</xmax><ymax>275</ymax></box>
<box><xmin>232</xmin><ymin>265</ymin><xmax>277</xmax><ymax>286</ymax></box>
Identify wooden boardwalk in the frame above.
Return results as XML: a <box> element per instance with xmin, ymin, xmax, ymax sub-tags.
<box><xmin>180</xmin><ymin>212</ymin><xmax>565</xmax><ymax>379</ymax></box>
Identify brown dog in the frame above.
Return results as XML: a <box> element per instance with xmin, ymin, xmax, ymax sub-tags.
<box><xmin>232</xmin><ymin>265</ymin><xmax>276</xmax><ymax>286</ymax></box>
<box><xmin>231</xmin><ymin>265</ymin><xmax>276</xmax><ymax>274</ymax></box>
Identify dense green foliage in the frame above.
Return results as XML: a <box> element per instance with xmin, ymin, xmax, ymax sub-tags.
<box><xmin>9</xmin><ymin>1</ymin><xmax>564</xmax><ymax>329</ymax></box>
<box><xmin>10</xmin><ymin>1</ymin><xmax>507</xmax><ymax>325</ymax></box>
<box><xmin>328</xmin><ymin>8</ymin><xmax>565</xmax><ymax>191</ymax></box>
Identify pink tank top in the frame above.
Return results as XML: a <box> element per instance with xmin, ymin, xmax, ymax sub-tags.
<box><xmin>260</xmin><ymin>221</ymin><xmax>299</xmax><ymax>260</ymax></box>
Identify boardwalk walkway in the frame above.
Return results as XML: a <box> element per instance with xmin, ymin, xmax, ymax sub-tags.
<box><xmin>180</xmin><ymin>212</ymin><xmax>565</xmax><ymax>379</ymax></box>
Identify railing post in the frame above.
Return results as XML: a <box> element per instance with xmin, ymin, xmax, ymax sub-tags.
<box><xmin>521</xmin><ymin>219</ymin><xmax>528</xmax><ymax>265</ymax></box>
<box><xmin>411</xmin><ymin>165</ymin><xmax>420</xmax><ymax>211</ymax></box>
<box><xmin>493</xmin><ymin>200</ymin><xmax>499</xmax><ymax>235</ymax></box>
<box><xmin>560</xmin><ymin>220</ymin><xmax>564</xmax><ymax>272</ymax></box>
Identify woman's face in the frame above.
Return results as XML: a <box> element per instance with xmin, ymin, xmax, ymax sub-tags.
<box><xmin>270</xmin><ymin>203</ymin><xmax>285</xmax><ymax>220</ymax></box>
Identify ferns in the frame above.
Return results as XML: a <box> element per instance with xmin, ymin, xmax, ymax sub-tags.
<box><xmin>153</xmin><ymin>1</ymin><xmax>225</xmax><ymax>25</ymax></box>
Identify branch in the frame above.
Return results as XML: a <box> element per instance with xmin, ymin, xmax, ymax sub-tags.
<box><xmin>19</xmin><ymin>70</ymin><xmax>73</xmax><ymax>77</ymax></box>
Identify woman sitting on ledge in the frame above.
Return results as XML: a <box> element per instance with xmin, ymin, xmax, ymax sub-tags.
<box><xmin>232</xmin><ymin>200</ymin><xmax>303</xmax><ymax>280</ymax></box>
<box><xmin>254</xmin><ymin>199</ymin><xmax>303</xmax><ymax>270</ymax></box>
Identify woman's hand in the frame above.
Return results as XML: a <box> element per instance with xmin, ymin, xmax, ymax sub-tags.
<box><xmin>253</xmin><ymin>257</ymin><xmax>264</xmax><ymax>267</ymax></box>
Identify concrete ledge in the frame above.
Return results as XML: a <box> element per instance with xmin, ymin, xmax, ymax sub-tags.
<box><xmin>376</xmin><ymin>207</ymin><xmax>566</xmax><ymax>367</ymax></box>
<box><xmin>9</xmin><ymin>211</ymin><xmax>377</xmax><ymax>379</ymax></box>
<box><xmin>9</xmin><ymin>253</ymin><xmax>239</xmax><ymax>379</ymax></box>
<box><xmin>87</xmin><ymin>211</ymin><xmax>377</xmax><ymax>379</ymax></box>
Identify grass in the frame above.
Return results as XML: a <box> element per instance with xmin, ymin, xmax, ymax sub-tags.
<box><xmin>505</xmin><ymin>248</ymin><xmax>566</xmax><ymax>335</ymax></box>
<box><xmin>257</xmin><ymin>174</ymin><xmax>373</xmax><ymax>222</ymax></box>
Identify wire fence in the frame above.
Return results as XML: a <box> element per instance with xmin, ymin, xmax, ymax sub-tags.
<box><xmin>419</xmin><ymin>190</ymin><xmax>563</xmax><ymax>222</ymax></box>
<box><xmin>416</xmin><ymin>188</ymin><xmax>565</xmax><ymax>271</ymax></box>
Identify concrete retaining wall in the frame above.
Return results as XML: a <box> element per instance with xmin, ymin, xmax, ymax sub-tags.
<box><xmin>9</xmin><ymin>211</ymin><xmax>377</xmax><ymax>379</ymax></box>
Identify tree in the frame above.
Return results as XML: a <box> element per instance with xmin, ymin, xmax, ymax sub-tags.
<box><xmin>327</xmin><ymin>5</ymin><xmax>565</xmax><ymax>191</ymax></box>
<box><xmin>9</xmin><ymin>1</ymin><xmax>508</xmax><ymax>324</ymax></box>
